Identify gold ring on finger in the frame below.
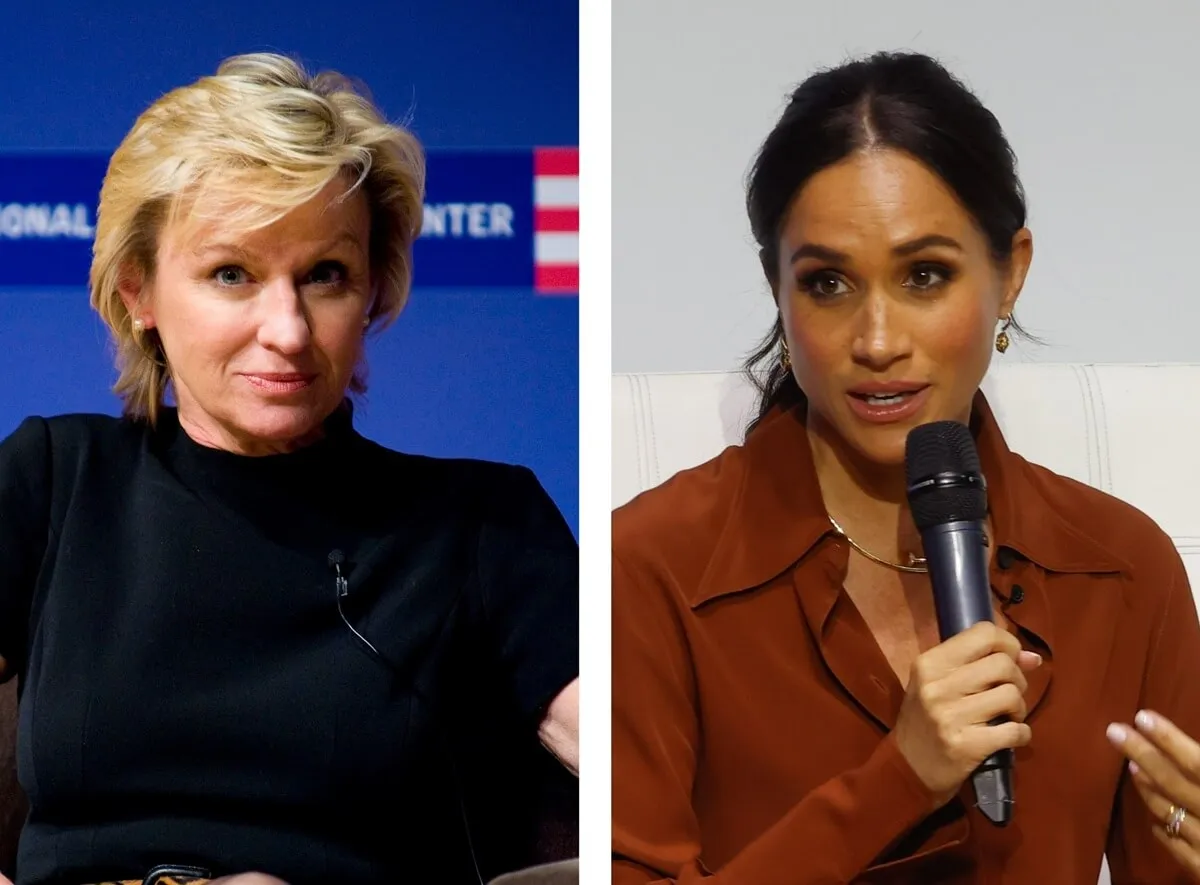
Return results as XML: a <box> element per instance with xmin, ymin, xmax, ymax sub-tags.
<box><xmin>1166</xmin><ymin>804</ymin><xmax>1189</xmax><ymax>839</ymax></box>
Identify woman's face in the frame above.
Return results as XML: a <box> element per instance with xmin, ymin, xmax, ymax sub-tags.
<box><xmin>124</xmin><ymin>178</ymin><xmax>373</xmax><ymax>454</ymax></box>
<box><xmin>774</xmin><ymin>149</ymin><xmax>1031</xmax><ymax>467</ymax></box>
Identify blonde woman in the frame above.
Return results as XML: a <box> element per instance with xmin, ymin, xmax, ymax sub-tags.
<box><xmin>0</xmin><ymin>54</ymin><xmax>578</xmax><ymax>885</ymax></box>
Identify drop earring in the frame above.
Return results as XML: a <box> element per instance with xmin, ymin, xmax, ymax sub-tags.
<box><xmin>780</xmin><ymin>338</ymin><xmax>792</xmax><ymax>370</ymax></box>
<box><xmin>995</xmin><ymin>317</ymin><xmax>1012</xmax><ymax>354</ymax></box>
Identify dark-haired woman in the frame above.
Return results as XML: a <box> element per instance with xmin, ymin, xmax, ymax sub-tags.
<box><xmin>612</xmin><ymin>51</ymin><xmax>1200</xmax><ymax>884</ymax></box>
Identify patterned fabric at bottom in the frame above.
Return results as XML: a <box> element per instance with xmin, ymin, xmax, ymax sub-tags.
<box><xmin>89</xmin><ymin>878</ymin><xmax>210</xmax><ymax>885</ymax></box>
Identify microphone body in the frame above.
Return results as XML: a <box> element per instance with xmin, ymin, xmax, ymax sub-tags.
<box><xmin>924</xmin><ymin>520</ymin><xmax>993</xmax><ymax>641</ymax></box>
<box><xmin>920</xmin><ymin>516</ymin><xmax>1013</xmax><ymax>826</ymax></box>
<box><xmin>906</xmin><ymin>422</ymin><xmax>1013</xmax><ymax>827</ymax></box>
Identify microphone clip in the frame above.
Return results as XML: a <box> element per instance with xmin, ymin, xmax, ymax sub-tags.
<box><xmin>328</xmin><ymin>550</ymin><xmax>350</xmax><ymax>598</ymax></box>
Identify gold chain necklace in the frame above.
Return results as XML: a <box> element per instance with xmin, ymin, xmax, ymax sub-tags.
<box><xmin>828</xmin><ymin>514</ymin><xmax>929</xmax><ymax>574</ymax></box>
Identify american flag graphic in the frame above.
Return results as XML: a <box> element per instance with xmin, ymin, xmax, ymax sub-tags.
<box><xmin>533</xmin><ymin>147</ymin><xmax>579</xmax><ymax>295</ymax></box>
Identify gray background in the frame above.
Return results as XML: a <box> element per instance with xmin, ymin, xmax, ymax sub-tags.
<box><xmin>613</xmin><ymin>0</ymin><xmax>1200</xmax><ymax>374</ymax></box>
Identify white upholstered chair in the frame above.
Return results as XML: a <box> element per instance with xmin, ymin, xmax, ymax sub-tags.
<box><xmin>612</xmin><ymin>363</ymin><xmax>1200</xmax><ymax>885</ymax></box>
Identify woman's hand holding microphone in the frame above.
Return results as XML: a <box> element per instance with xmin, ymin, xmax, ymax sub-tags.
<box><xmin>893</xmin><ymin>621</ymin><xmax>1041</xmax><ymax>809</ymax></box>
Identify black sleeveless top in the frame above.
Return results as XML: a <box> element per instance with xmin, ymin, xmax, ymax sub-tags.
<box><xmin>0</xmin><ymin>407</ymin><xmax>578</xmax><ymax>885</ymax></box>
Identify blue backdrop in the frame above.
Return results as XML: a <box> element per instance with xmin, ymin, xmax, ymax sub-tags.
<box><xmin>0</xmin><ymin>0</ymin><xmax>579</xmax><ymax>534</ymax></box>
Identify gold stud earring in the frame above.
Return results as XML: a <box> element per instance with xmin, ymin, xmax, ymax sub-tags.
<box><xmin>362</xmin><ymin>316</ymin><xmax>370</xmax><ymax>329</ymax></box>
<box><xmin>780</xmin><ymin>338</ymin><xmax>792</xmax><ymax>370</ymax></box>
<box><xmin>995</xmin><ymin>317</ymin><xmax>1012</xmax><ymax>354</ymax></box>
<box><xmin>132</xmin><ymin>317</ymin><xmax>145</xmax><ymax>334</ymax></box>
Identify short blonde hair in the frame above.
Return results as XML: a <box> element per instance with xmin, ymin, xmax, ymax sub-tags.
<box><xmin>90</xmin><ymin>52</ymin><xmax>425</xmax><ymax>422</ymax></box>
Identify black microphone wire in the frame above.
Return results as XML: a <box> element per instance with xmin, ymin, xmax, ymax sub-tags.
<box><xmin>328</xmin><ymin>549</ymin><xmax>485</xmax><ymax>885</ymax></box>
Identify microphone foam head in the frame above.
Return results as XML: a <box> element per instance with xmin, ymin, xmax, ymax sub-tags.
<box><xmin>904</xmin><ymin>421</ymin><xmax>987</xmax><ymax>529</ymax></box>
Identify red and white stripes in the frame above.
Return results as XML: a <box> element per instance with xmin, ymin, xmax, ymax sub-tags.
<box><xmin>533</xmin><ymin>147</ymin><xmax>579</xmax><ymax>294</ymax></box>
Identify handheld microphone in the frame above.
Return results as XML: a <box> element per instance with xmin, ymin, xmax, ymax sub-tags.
<box><xmin>904</xmin><ymin>420</ymin><xmax>1012</xmax><ymax>827</ymax></box>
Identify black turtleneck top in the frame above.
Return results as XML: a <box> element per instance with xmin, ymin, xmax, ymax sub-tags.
<box><xmin>0</xmin><ymin>407</ymin><xmax>578</xmax><ymax>885</ymax></box>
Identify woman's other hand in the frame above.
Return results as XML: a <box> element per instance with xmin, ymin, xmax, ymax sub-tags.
<box><xmin>540</xmin><ymin>678</ymin><xmax>579</xmax><ymax>776</ymax></box>
<box><xmin>1109</xmin><ymin>710</ymin><xmax>1200</xmax><ymax>879</ymax></box>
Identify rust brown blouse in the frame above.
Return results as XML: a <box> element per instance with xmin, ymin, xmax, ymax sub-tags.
<box><xmin>612</xmin><ymin>395</ymin><xmax>1200</xmax><ymax>884</ymax></box>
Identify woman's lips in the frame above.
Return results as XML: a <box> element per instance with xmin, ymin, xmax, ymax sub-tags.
<box><xmin>845</xmin><ymin>386</ymin><xmax>931</xmax><ymax>424</ymax></box>
<box><xmin>241</xmin><ymin>373</ymin><xmax>317</xmax><ymax>394</ymax></box>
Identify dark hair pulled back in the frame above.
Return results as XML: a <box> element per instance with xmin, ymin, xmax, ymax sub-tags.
<box><xmin>744</xmin><ymin>51</ymin><xmax>1029</xmax><ymax>433</ymax></box>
